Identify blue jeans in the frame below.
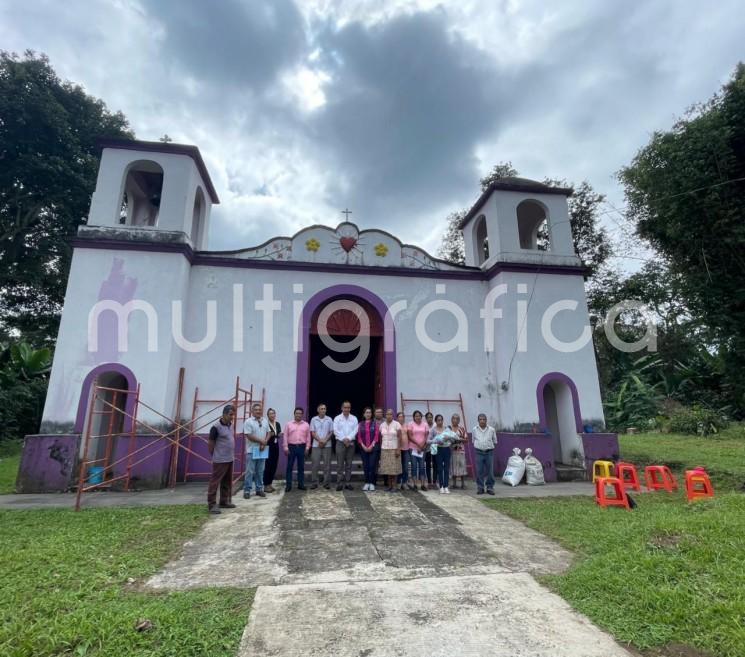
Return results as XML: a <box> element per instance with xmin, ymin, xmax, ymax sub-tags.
<box><xmin>436</xmin><ymin>447</ymin><xmax>452</xmax><ymax>488</ymax></box>
<box><xmin>360</xmin><ymin>449</ymin><xmax>378</xmax><ymax>484</ymax></box>
<box><xmin>475</xmin><ymin>449</ymin><xmax>495</xmax><ymax>491</ymax></box>
<box><xmin>244</xmin><ymin>456</ymin><xmax>266</xmax><ymax>492</ymax></box>
<box><xmin>285</xmin><ymin>444</ymin><xmax>306</xmax><ymax>489</ymax></box>
<box><xmin>410</xmin><ymin>454</ymin><xmax>425</xmax><ymax>480</ymax></box>
<box><xmin>398</xmin><ymin>449</ymin><xmax>411</xmax><ymax>484</ymax></box>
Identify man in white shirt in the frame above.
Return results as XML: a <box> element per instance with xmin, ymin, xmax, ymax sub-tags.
<box><xmin>333</xmin><ymin>400</ymin><xmax>358</xmax><ymax>491</ymax></box>
<box><xmin>472</xmin><ymin>413</ymin><xmax>498</xmax><ymax>495</ymax></box>
<box><xmin>310</xmin><ymin>403</ymin><xmax>334</xmax><ymax>489</ymax></box>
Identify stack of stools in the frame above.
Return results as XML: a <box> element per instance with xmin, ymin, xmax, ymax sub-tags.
<box><xmin>685</xmin><ymin>466</ymin><xmax>714</xmax><ymax>501</ymax></box>
<box><xmin>644</xmin><ymin>465</ymin><xmax>677</xmax><ymax>492</ymax></box>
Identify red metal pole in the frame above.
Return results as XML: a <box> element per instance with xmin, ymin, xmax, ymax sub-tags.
<box><xmin>124</xmin><ymin>384</ymin><xmax>140</xmax><ymax>492</ymax></box>
<box><xmin>184</xmin><ymin>386</ymin><xmax>198</xmax><ymax>482</ymax></box>
<box><xmin>169</xmin><ymin>367</ymin><xmax>185</xmax><ymax>488</ymax></box>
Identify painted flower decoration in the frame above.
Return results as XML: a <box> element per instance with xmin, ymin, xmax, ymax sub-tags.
<box><xmin>305</xmin><ymin>237</ymin><xmax>321</xmax><ymax>252</ymax></box>
<box><xmin>374</xmin><ymin>242</ymin><xmax>388</xmax><ymax>257</ymax></box>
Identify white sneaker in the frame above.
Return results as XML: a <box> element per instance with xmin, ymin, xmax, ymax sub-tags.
<box><xmin>362</xmin><ymin>484</ymin><xmax>369</xmax><ymax>491</ymax></box>
<box><xmin>445</xmin><ymin>487</ymin><xmax>450</xmax><ymax>494</ymax></box>
<box><xmin>440</xmin><ymin>487</ymin><xmax>445</xmax><ymax>494</ymax></box>
<box><xmin>369</xmin><ymin>484</ymin><xmax>375</xmax><ymax>491</ymax></box>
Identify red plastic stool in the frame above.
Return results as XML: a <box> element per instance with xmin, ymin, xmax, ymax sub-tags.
<box><xmin>685</xmin><ymin>469</ymin><xmax>714</xmax><ymax>501</ymax></box>
<box><xmin>644</xmin><ymin>465</ymin><xmax>677</xmax><ymax>492</ymax></box>
<box><xmin>595</xmin><ymin>476</ymin><xmax>630</xmax><ymax>509</ymax></box>
<box><xmin>616</xmin><ymin>462</ymin><xmax>641</xmax><ymax>491</ymax></box>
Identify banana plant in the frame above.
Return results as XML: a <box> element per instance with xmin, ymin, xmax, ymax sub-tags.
<box><xmin>0</xmin><ymin>342</ymin><xmax>52</xmax><ymax>381</ymax></box>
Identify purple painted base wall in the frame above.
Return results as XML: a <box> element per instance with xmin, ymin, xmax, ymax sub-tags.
<box><xmin>581</xmin><ymin>433</ymin><xmax>620</xmax><ymax>477</ymax></box>
<box><xmin>491</xmin><ymin>434</ymin><xmax>558</xmax><ymax>482</ymax></box>
<box><xmin>108</xmin><ymin>436</ymin><xmax>172</xmax><ymax>489</ymax></box>
<box><xmin>17</xmin><ymin>435</ymin><xmax>80</xmax><ymax>493</ymax></box>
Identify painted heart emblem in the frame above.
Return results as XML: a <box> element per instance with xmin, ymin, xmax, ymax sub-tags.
<box><xmin>340</xmin><ymin>236</ymin><xmax>357</xmax><ymax>253</ymax></box>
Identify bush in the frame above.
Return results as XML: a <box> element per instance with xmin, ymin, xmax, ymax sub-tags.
<box><xmin>0</xmin><ymin>372</ymin><xmax>48</xmax><ymax>442</ymax></box>
<box><xmin>668</xmin><ymin>404</ymin><xmax>729</xmax><ymax>435</ymax></box>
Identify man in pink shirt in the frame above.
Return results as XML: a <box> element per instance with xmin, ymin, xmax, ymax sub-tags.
<box><xmin>284</xmin><ymin>407</ymin><xmax>311</xmax><ymax>492</ymax></box>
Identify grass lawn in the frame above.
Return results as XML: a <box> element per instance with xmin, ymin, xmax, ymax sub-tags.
<box><xmin>0</xmin><ymin>442</ymin><xmax>21</xmax><ymax>493</ymax></box>
<box><xmin>619</xmin><ymin>427</ymin><xmax>745</xmax><ymax>491</ymax></box>
<box><xmin>0</xmin><ymin>505</ymin><xmax>254</xmax><ymax>657</ymax></box>
<box><xmin>484</xmin><ymin>427</ymin><xmax>745</xmax><ymax>657</ymax></box>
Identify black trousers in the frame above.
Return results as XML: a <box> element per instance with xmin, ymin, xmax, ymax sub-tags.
<box><xmin>425</xmin><ymin>451</ymin><xmax>435</xmax><ymax>483</ymax></box>
<box><xmin>263</xmin><ymin>441</ymin><xmax>279</xmax><ymax>486</ymax></box>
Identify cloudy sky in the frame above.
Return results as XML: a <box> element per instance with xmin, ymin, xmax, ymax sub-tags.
<box><xmin>1</xmin><ymin>1</ymin><xmax>743</xmax><ymax>261</ymax></box>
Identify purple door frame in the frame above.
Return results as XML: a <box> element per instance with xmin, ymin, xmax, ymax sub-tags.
<box><xmin>294</xmin><ymin>284</ymin><xmax>397</xmax><ymax>415</ymax></box>
<box><xmin>74</xmin><ymin>362</ymin><xmax>138</xmax><ymax>433</ymax></box>
<box><xmin>535</xmin><ymin>371</ymin><xmax>583</xmax><ymax>433</ymax></box>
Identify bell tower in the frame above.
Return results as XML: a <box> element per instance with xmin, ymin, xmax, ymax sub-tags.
<box><xmin>85</xmin><ymin>138</ymin><xmax>219</xmax><ymax>250</ymax></box>
<box><xmin>459</xmin><ymin>177</ymin><xmax>580</xmax><ymax>268</ymax></box>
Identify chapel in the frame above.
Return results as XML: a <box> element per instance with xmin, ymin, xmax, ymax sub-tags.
<box><xmin>17</xmin><ymin>139</ymin><xmax>619</xmax><ymax>492</ymax></box>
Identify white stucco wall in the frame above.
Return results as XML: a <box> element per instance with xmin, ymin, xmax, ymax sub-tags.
<box><xmin>43</xmin><ymin>245</ymin><xmax>605</xmax><ymax>439</ymax></box>
<box><xmin>41</xmin><ymin>248</ymin><xmax>190</xmax><ymax>431</ymax></box>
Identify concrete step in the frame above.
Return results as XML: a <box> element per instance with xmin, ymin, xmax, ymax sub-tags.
<box><xmin>555</xmin><ymin>463</ymin><xmax>587</xmax><ymax>482</ymax></box>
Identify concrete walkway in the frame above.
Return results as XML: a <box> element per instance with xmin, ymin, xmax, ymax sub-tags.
<box><xmin>0</xmin><ymin>480</ymin><xmax>595</xmax><ymax>510</ymax></box>
<box><xmin>148</xmin><ymin>487</ymin><xmax>632</xmax><ymax>657</ymax></box>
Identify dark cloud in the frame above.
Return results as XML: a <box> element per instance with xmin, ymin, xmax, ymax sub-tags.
<box><xmin>309</xmin><ymin>10</ymin><xmax>506</xmax><ymax>222</ymax></box>
<box><xmin>141</xmin><ymin>0</ymin><xmax>307</xmax><ymax>90</ymax></box>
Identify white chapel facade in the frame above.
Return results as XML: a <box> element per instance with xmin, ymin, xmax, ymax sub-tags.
<box><xmin>18</xmin><ymin>139</ymin><xmax>619</xmax><ymax>492</ymax></box>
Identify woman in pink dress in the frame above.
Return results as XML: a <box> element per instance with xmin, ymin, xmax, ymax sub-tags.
<box><xmin>407</xmin><ymin>410</ymin><xmax>429</xmax><ymax>490</ymax></box>
<box><xmin>449</xmin><ymin>413</ymin><xmax>468</xmax><ymax>489</ymax></box>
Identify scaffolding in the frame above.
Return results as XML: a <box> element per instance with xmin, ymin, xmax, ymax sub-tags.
<box><xmin>182</xmin><ymin>377</ymin><xmax>264</xmax><ymax>486</ymax></box>
<box><xmin>74</xmin><ymin>374</ymin><xmax>263</xmax><ymax>510</ymax></box>
<box><xmin>399</xmin><ymin>391</ymin><xmax>473</xmax><ymax>477</ymax></box>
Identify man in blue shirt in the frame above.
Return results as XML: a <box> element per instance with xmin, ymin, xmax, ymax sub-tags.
<box><xmin>243</xmin><ymin>402</ymin><xmax>269</xmax><ymax>499</ymax></box>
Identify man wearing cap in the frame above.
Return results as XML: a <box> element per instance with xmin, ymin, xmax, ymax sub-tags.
<box><xmin>207</xmin><ymin>405</ymin><xmax>237</xmax><ymax>514</ymax></box>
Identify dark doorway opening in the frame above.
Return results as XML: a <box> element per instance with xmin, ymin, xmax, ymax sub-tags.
<box><xmin>306</xmin><ymin>295</ymin><xmax>385</xmax><ymax>421</ymax></box>
<box><xmin>308</xmin><ymin>334</ymin><xmax>381</xmax><ymax>419</ymax></box>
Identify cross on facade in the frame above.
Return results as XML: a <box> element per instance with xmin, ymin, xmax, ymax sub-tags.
<box><xmin>341</xmin><ymin>208</ymin><xmax>352</xmax><ymax>220</ymax></box>
<box><xmin>159</xmin><ymin>134</ymin><xmax>173</xmax><ymax>143</ymax></box>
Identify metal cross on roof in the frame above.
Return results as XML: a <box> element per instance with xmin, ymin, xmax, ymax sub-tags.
<box><xmin>341</xmin><ymin>208</ymin><xmax>352</xmax><ymax>220</ymax></box>
<box><xmin>159</xmin><ymin>134</ymin><xmax>173</xmax><ymax>143</ymax></box>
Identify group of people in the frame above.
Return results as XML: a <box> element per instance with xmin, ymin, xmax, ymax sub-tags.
<box><xmin>206</xmin><ymin>401</ymin><xmax>499</xmax><ymax>514</ymax></box>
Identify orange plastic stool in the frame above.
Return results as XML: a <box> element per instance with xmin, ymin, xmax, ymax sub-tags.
<box><xmin>685</xmin><ymin>469</ymin><xmax>714</xmax><ymax>501</ymax></box>
<box><xmin>616</xmin><ymin>462</ymin><xmax>641</xmax><ymax>491</ymax></box>
<box><xmin>595</xmin><ymin>476</ymin><xmax>630</xmax><ymax>509</ymax></box>
<box><xmin>644</xmin><ymin>465</ymin><xmax>677</xmax><ymax>492</ymax></box>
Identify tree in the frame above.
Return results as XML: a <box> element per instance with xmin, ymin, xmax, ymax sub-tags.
<box><xmin>0</xmin><ymin>341</ymin><xmax>51</xmax><ymax>443</ymax></box>
<box><xmin>438</xmin><ymin>210</ymin><xmax>467</xmax><ymax>264</ymax></box>
<box><xmin>479</xmin><ymin>162</ymin><xmax>518</xmax><ymax>191</ymax></box>
<box><xmin>0</xmin><ymin>51</ymin><xmax>133</xmax><ymax>343</ymax></box>
<box><xmin>619</xmin><ymin>62</ymin><xmax>745</xmax><ymax>416</ymax></box>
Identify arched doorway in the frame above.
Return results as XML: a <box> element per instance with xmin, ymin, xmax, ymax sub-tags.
<box><xmin>537</xmin><ymin>373</ymin><xmax>583</xmax><ymax>465</ymax></box>
<box><xmin>75</xmin><ymin>363</ymin><xmax>137</xmax><ymax>458</ymax></box>
<box><xmin>296</xmin><ymin>285</ymin><xmax>396</xmax><ymax>418</ymax></box>
<box><xmin>309</xmin><ymin>297</ymin><xmax>382</xmax><ymax>415</ymax></box>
